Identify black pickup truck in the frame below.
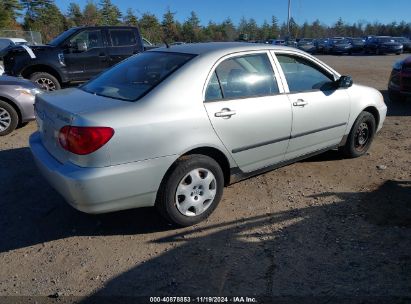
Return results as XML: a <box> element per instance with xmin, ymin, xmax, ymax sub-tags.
<box><xmin>2</xmin><ymin>26</ymin><xmax>144</xmax><ymax>90</ymax></box>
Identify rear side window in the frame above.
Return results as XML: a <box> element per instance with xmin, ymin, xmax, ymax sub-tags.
<box><xmin>276</xmin><ymin>54</ymin><xmax>334</xmax><ymax>93</ymax></box>
<box><xmin>205</xmin><ymin>53</ymin><xmax>279</xmax><ymax>101</ymax></box>
<box><xmin>109</xmin><ymin>29</ymin><xmax>136</xmax><ymax>46</ymax></box>
<box><xmin>81</xmin><ymin>52</ymin><xmax>195</xmax><ymax>101</ymax></box>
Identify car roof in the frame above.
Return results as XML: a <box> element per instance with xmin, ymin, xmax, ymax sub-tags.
<box><xmin>150</xmin><ymin>42</ymin><xmax>298</xmax><ymax>57</ymax></box>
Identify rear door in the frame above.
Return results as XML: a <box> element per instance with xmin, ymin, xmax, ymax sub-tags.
<box><xmin>272</xmin><ymin>52</ymin><xmax>350</xmax><ymax>160</ymax></box>
<box><xmin>64</xmin><ymin>29</ymin><xmax>109</xmax><ymax>80</ymax></box>
<box><xmin>204</xmin><ymin>51</ymin><xmax>292</xmax><ymax>173</ymax></box>
<box><xmin>107</xmin><ymin>28</ymin><xmax>141</xmax><ymax>66</ymax></box>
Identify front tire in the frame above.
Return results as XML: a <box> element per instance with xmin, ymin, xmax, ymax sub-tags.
<box><xmin>29</xmin><ymin>72</ymin><xmax>61</xmax><ymax>91</ymax></box>
<box><xmin>343</xmin><ymin>111</ymin><xmax>376</xmax><ymax>158</ymax></box>
<box><xmin>156</xmin><ymin>154</ymin><xmax>224</xmax><ymax>226</ymax></box>
<box><xmin>0</xmin><ymin>100</ymin><xmax>19</xmax><ymax>136</ymax></box>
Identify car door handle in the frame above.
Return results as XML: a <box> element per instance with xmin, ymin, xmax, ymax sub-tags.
<box><xmin>215</xmin><ymin>108</ymin><xmax>236</xmax><ymax>118</ymax></box>
<box><xmin>293</xmin><ymin>99</ymin><xmax>308</xmax><ymax>107</ymax></box>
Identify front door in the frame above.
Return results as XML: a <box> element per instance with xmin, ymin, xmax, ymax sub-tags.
<box><xmin>64</xmin><ymin>29</ymin><xmax>109</xmax><ymax>81</ymax></box>
<box><xmin>274</xmin><ymin>53</ymin><xmax>350</xmax><ymax>160</ymax></box>
<box><xmin>203</xmin><ymin>52</ymin><xmax>292</xmax><ymax>173</ymax></box>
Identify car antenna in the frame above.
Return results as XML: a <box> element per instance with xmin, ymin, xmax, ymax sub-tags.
<box><xmin>163</xmin><ymin>38</ymin><xmax>170</xmax><ymax>48</ymax></box>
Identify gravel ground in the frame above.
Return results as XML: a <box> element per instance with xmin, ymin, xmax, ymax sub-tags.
<box><xmin>0</xmin><ymin>54</ymin><xmax>410</xmax><ymax>303</ymax></box>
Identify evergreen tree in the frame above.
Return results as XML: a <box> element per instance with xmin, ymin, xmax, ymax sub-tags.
<box><xmin>162</xmin><ymin>8</ymin><xmax>178</xmax><ymax>42</ymax></box>
<box><xmin>221</xmin><ymin>18</ymin><xmax>236</xmax><ymax>41</ymax></box>
<box><xmin>182</xmin><ymin>11</ymin><xmax>202</xmax><ymax>42</ymax></box>
<box><xmin>99</xmin><ymin>0</ymin><xmax>121</xmax><ymax>25</ymax></box>
<box><xmin>139</xmin><ymin>13</ymin><xmax>162</xmax><ymax>43</ymax></box>
<box><xmin>22</xmin><ymin>1</ymin><xmax>65</xmax><ymax>42</ymax></box>
<box><xmin>0</xmin><ymin>0</ymin><xmax>23</xmax><ymax>29</ymax></box>
<box><xmin>82</xmin><ymin>1</ymin><xmax>100</xmax><ymax>26</ymax></box>
<box><xmin>123</xmin><ymin>8</ymin><xmax>138</xmax><ymax>26</ymax></box>
<box><xmin>270</xmin><ymin>16</ymin><xmax>280</xmax><ymax>38</ymax></box>
<box><xmin>66</xmin><ymin>3</ymin><xmax>83</xmax><ymax>26</ymax></box>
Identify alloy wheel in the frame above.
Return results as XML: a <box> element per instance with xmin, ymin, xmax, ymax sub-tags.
<box><xmin>0</xmin><ymin>107</ymin><xmax>11</xmax><ymax>132</ymax></box>
<box><xmin>36</xmin><ymin>78</ymin><xmax>57</xmax><ymax>91</ymax></box>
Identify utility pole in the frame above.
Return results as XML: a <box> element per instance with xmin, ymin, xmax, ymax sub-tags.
<box><xmin>287</xmin><ymin>0</ymin><xmax>291</xmax><ymax>38</ymax></box>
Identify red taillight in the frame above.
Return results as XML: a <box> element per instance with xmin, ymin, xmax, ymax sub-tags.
<box><xmin>58</xmin><ymin>126</ymin><xmax>114</xmax><ymax>155</ymax></box>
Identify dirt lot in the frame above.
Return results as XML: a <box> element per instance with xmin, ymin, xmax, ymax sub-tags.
<box><xmin>0</xmin><ymin>54</ymin><xmax>410</xmax><ymax>303</ymax></box>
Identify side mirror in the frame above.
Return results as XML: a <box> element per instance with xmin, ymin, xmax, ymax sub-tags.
<box><xmin>337</xmin><ymin>75</ymin><xmax>353</xmax><ymax>88</ymax></box>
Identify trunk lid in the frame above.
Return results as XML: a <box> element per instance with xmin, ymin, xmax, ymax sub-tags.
<box><xmin>35</xmin><ymin>88</ymin><xmax>128</xmax><ymax>165</ymax></box>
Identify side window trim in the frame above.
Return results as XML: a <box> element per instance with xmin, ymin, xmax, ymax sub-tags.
<box><xmin>203</xmin><ymin>50</ymin><xmax>281</xmax><ymax>102</ymax></box>
<box><xmin>271</xmin><ymin>51</ymin><xmax>339</xmax><ymax>94</ymax></box>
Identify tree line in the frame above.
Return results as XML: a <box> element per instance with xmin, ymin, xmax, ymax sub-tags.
<box><xmin>1</xmin><ymin>0</ymin><xmax>411</xmax><ymax>43</ymax></box>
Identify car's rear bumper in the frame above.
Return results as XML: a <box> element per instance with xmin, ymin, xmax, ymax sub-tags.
<box><xmin>30</xmin><ymin>132</ymin><xmax>176</xmax><ymax>214</ymax></box>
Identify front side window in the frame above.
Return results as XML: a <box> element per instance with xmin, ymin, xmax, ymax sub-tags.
<box><xmin>81</xmin><ymin>52</ymin><xmax>195</xmax><ymax>101</ymax></box>
<box><xmin>69</xmin><ymin>30</ymin><xmax>103</xmax><ymax>52</ymax></box>
<box><xmin>109</xmin><ymin>29</ymin><xmax>136</xmax><ymax>46</ymax></box>
<box><xmin>205</xmin><ymin>53</ymin><xmax>279</xmax><ymax>101</ymax></box>
<box><xmin>276</xmin><ymin>54</ymin><xmax>334</xmax><ymax>93</ymax></box>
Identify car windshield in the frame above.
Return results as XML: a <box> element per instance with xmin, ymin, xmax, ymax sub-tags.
<box><xmin>48</xmin><ymin>28</ymin><xmax>78</xmax><ymax>46</ymax></box>
<box><xmin>81</xmin><ymin>51</ymin><xmax>196</xmax><ymax>101</ymax></box>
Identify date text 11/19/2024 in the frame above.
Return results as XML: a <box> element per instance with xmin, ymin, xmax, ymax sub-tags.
<box><xmin>149</xmin><ymin>296</ymin><xmax>258</xmax><ymax>303</ymax></box>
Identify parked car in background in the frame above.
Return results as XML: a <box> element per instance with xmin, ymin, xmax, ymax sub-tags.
<box><xmin>315</xmin><ymin>38</ymin><xmax>332</xmax><ymax>54</ymax></box>
<box><xmin>30</xmin><ymin>42</ymin><xmax>386</xmax><ymax>226</ymax></box>
<box><xmin>2</xmin><ymin>26</ymin><xmax>144</xmax><ymax>91</ymax></box>
<box><xmin>0</xmin><ymin>65</ymin><xmax>4</xmax><ymax>76</ymax></box>
<box><xmin>393</xmin><ymin>37</ymin><xmax>411</xmax><ymax>52</ymax></box>
<box><xmin>271</xmin><ymin>39</ymin><xmax>286</xmax><ymax>45</ymax></box>
<box><xmin>364</xmin><ymin>36</ymin><xmax>403</xmax><ymax>55</ymax></box>
<box><xmin>0</xmin><ymin>76</ymin><xmax>41</xmax><ymax>135</ymax></box>
<box><xmin>285</xmin><ymin>39</ymin><xmax>297</xmax><ymax>48</ymax></box>
<box><xmin>0</xmin><ymin>38</ymin><xmax>28</xmax><ymax>51</ymax></box>
<box><xmin>347</xmin><ymin>37</ymin><xmax>366</xmax><ymax>54</ymax></box>
<box><xmin>330</xmin><ymin>39</ymin><xmax>352</xmax><ymax>55</ymax></box>
<box><xmin>388</xmin><ymin>56</ymin><xmax>411</xmax><ymax>102</ymax></box>
<box><xmin>297</xmin><ymin>38</ymin><xmax>316</xmax><ymax>53</ymax></box>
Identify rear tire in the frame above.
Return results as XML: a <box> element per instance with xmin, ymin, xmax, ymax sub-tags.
<box><xmin>342</xmin><ymin>111</ymin><xmax>376</xmax><ymax>158</ymax></box>
<box><xmin>0</xmin><ymin>100</ymin><xmax>19</xmax><ymax>136</ymax></box>
<box><xmin>29</xmin><ymin>72</ymin><xmax>61</xmax><ymax>91</ymax></box>
<box><xmin>156</xmin><ymin>154</ymin><xmax>224</xmax><ymax>227</ymax></box>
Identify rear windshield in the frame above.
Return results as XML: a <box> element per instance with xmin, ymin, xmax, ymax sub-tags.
<box><xmin>81</xmin><ymin>51</ymin><xmax>195</xmax><ymax>101</ymax></box>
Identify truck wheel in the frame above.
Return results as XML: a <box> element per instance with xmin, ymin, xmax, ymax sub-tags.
<box><xmin>0</xmin><ymin>100</ymin><xmax>19</xmax><ymax>136</ymax></box>
<box><xmin>30</xmin><ymin>72</ymin><xmax>61</xmax><ymax>91</ymax></box>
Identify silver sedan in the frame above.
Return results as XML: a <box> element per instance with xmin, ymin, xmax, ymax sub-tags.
<box><xmin>30</xmin><ymin>43</ymin><xmax>387</xmax><ymax>226</ymax></box>
<box><xmin>0</xmin><ymin>76</ymin><xmax>41</xmax><ymax>135</ymax></box>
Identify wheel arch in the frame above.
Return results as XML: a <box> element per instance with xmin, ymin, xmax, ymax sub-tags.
<box><xmin>21</xmin><ymin>64</ymin><xmax>63</xmax><ymax>85</ymax></box>
<box><xmin>0</xmin><ymin>96</ymin><xmax>21</xmax><ymax>125</ymax></box>
<box><xmin>181</xmin><ymin>147</ymin><xmax>232</xmax><ymax>186</ymax></box>
<box><xmin>362</xmin><ymin>106</ymin><xmax>380</xmax><ymax>128</ymax></box>
<box><xmin>158</xmin><ymin>146</ymin><xmax>233</xmax><ymax>192</ymax></box>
